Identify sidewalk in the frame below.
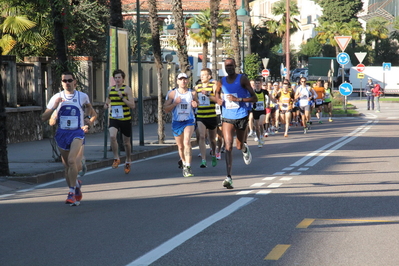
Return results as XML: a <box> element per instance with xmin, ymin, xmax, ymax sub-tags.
<box><xmin>3</xmin><ymin>122</ymin><xmax>184</xmax><ymax>184</ymax></box>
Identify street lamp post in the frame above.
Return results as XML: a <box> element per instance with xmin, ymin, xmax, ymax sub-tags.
<box><xmin>285</xmin><ymin>0</ymin><xmax>290</xmax><ymax>79</ymax></box>
<box><xmin>237</xmin><ymin>0</ymin><xmax>250</xmax><ymax>73</ymax></box>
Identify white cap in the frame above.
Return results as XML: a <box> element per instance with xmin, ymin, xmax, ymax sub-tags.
<box><xmin>177</xmin><ymin>73</ymin><xmax>188</xmax><ymax>79</ymax></box>
<box><xmin>368</xmin><ymin>77</ymin><xmax>372</xmax><ymax>80</ymax></box>
<box><xmin>273</xmin><ymin>82</ymin><xmax>279</xmax><ymax>86</ymax></box>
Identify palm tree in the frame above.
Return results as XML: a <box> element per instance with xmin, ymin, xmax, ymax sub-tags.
<box><xmin>210</xmin><ymin>0</ymin><xmax>221</xmax><ymax>79</ymax></box>
<box><xmin>316</xmin><ymin>20</ymin><xmax>363</xmax><ymax>55</ymax></box>
<box><xmin>0</xmin><ymin>4</ymin><xmax>46</xmax><ymax>55</ymax></box>
<box><xmin>264</xmin><ymin>0</ymin><xmax>300</xmax><ymax>57</ymax></box>
<box><xmin>0</xmin><ymin>47</ymin><xmax>9</xmax><ymax>176</ymax></box>
<box><xmin>228</xmin><ymin>0</ymin><xmax>241</xmax><ymax>73</ymax></box>
<box><xmin>148</xmin><ymin>0</ymin><xmax>165</xmax><ymax>144</ymax></box>
<box><xmin>365</xmin><ymin>17</ymin><xmax>390</xmax><ymax>47</ymax></box>
<box><xmin>171</xmin><ymin>0</ymin><xmax>190</xmax><ymax>77</ymax></box>
<box><xmin>187</xmin><ymin>8</ymin><xmax>228</xmax><ymax>77</ymax></box>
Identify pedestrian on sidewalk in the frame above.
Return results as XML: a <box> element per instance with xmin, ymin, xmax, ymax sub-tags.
<box><xmin>365</xmin><ymin>77</ymin><xmax>374</xmax><ymax>110</ymax></box>
<box><xmin>41</xmin><ymin>71</ymin><xmax>96</xmax><ymax>205</ymax></box>
<box><xmin>215</xmin><ymin>58</ymin><xmax>257</xmax><ymax>189</ymax></box>
<box><xmin>103</xmin><ymin>69</ymin><xmax>136</xmax><ymax>174</ymax></box>
<box><xmin>372</xmin><ymin>82</ymin><xmax>382</xmax><ymax>112</ymax></box>
<box><xmin>164</xmin><ymin>73</ymin><xmax>198</xmax><ymax>177</ymax></box>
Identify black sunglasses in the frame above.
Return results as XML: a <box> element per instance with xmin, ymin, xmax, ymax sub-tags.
<box><xmin>62</xmin><ymin>79</ymin><xmax>74</xmax><ymax>83</ymax></box>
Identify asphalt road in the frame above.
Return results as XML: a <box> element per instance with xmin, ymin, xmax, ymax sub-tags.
<box><xmin>1</xmin><ymin>101</ymin><xmax>399</xmax><ymax>266</ymax></box>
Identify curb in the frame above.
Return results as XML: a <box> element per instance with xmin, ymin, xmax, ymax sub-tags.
<box><xmin>7</xmin><ymin>140</ymin><xmax>198</xmax><ymax>184</ymax></box>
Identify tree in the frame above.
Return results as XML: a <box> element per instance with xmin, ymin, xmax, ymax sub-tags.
<box><xmin>365</xmin><ymin>16</ymin><xmax>390</xmax><ymax>46</ymax></box>
<box><xmin>314</xmin><ymin>0</ymin><xmax>363</xmax><ymax>24</ymax></box>
<box><xmin>0</xmin><ymin>1</ymin><xmax>47</xmax><ymax>57</ymax></box>
<box><xmin>298</xmin><ymin>37</ymin><xmax>322</xmax><ymax>59</ymax></box>
<box><xmin>187</xmin><ymin>8</ymin><xmax>229</xmax><ymax>77</ymax></box>
<box><xmin>148</xmin><ymin>0</ymin><xmax>165</xmax><ymax>144</ymax></box>
<box><xmin>315</xmin><ymin>20</ymin><xmax>363</xmax><ymax>55</ymax></box>
<box><xmin>109</xmin><ymin>0</ymin><xmax>123</xmax><ymax>28</ymax></box>
<box><xmin>228</xmin><ymin>0</ymin><xmax>241</xmax><ymax>73</ymax></box>
<box><xmin>264</xmin><ymin>0</ymin><xmax>300</xmax><ymax>59</ymax></box>
<box><xmin>171</xmin><ymin>0</ymin><xmax>189</xmax><ymax>77</ymax></box>
<box><xmin>0</xmin><ymin>47</ymin><xmax>9</xmax><ymax>176</ymax></box>
<box><xmin>244</xmin><ymin>53</ymin><xmax>261</xmax><ymax>80</ymax></box>
<box><xmin>210</xmin><ymin>0</ymin><xmax>221</xmax><ymax>79</ymax></box>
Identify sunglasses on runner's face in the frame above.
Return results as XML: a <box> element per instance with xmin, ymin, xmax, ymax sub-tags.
<box><xmin>62</xmin><ymin>79</ymin><xmax>74</xmax><ymax>83</ymax></box>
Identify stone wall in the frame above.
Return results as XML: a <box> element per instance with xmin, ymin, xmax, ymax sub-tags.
<box><xmin>6</xmin><ymin>96</ymin><xmax>171</xmax><ymax>144</ymax></box>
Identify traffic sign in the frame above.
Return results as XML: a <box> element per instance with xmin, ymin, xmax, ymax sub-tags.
<box><xmin>334</xmin><ymin>36</ymin><xmax>352</xmax><ymax>51</ymax></box>
<box><xmin>357</xmin><ymin>73</ymin><xmax>365</xmax><ymax>79</ymax></box>
<box><xmin>354</xmin><ymin>52</ymin><xmax>367</xmax><ymax>64</ymax></box>
<box><xmin>261</xmin><ymin>69</ymin><xmax>270</xmax><ymax>77</ymax></box>
<box><xmin>383</xmin><ymin>62</ymin><xmax>391</xmax><ymax>71</ymax></box>
<box><xmin>356</xmin><ymin>64</ymin><xmax>365</xmax><ymax>72</ymax></box>
<box><xmin>337</xmin><ymin>52</ymin><xmax>350</xmax><ymax>65</ymax></box>
<box><xmin>339</xmin><ymin>83</ymin><xmax>353</xmax><ymax>96</ymax></box>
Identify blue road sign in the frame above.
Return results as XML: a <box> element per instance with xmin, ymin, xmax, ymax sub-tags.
<box><xmin>337</xmin><ymin>52</ymin><xmax>350</xmax><ymax>65</ymax></box>
<box><xmin>339</xmin><ymin>83</ymin><xmax>353</xmax><ymax>96</ymax></box>
<box><xmin>383</xmin><ymin>62</ymin><xmax>391</xmax><ymax>71</ymax></box>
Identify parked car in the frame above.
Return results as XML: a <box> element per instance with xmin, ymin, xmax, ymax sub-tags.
<box><xmin>291</xmin><ymin>68</ymin><xmax>308</xmax><ymax>82</ymax></box>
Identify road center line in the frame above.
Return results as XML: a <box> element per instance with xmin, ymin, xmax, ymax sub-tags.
<box><xmin>126</xmin><ymin>197</ymin><xmax>256</xmax><ymax>266</ymax></box>
<box><xmin>291</xmin><ymin>121</ymin><xmax>374</xmax><ymax>167</ymax></box>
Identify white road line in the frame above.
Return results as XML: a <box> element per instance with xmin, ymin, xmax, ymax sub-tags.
<box><xmin>263</xmin><ymin>177</ymin><xmax>276</xmax><ymax>181</ymax></box>
<box><xmin>282</xmin><ymin>167</ymin><xmax>294</xmax><ymax>171</ymax></box>
<box><xmin>289</xmin><ymin>172</ymin><xmax>301</xmax><ymax>175</ymax></box>
<box><xmin>267</xmin><ymin>183</ymin><xmax>283</xmax><ymax>188</ymax></box>
<box><xmin>279</xmin><ymin>177</ymin><xmax>292</xmax><ymax>181</ymax></box>
<box><xmin>127</xmin><ymin>197</ymin><xmax>256</xmax><ymax>266</ymax></box>
<box><xmin>0</xmin><ymin>194</ymin><xmax>15</xmax><ymax>198</ymax></box>
<box><xmin>291</xmin><ymin>121</ymin><xmax>373</xmax><ymax>167</ymax></box>
<box><xmin>236</xmin><ymin>190</ymin><xmax>253</xmax><ymax>195</ymax></box>
<box><xmin>256</xmin><ymin>190</ymin><xmax>272</xmax><ymax>195</ymax></box>
<box><xmin>305</xmin><ymin>122</ymin><xmax>375</xmax><ymax>167</ymax></box>
<box><xmin>298</xmin><ymin>168</ymin><xmax>308</xmax><ymax>171</ymax></box>
<box><xmin>250</xmin><ymin>183</ymin><xmax>265</xmax><ymax>187</ymax></box>
<box><xmin>273</xmin><ymin>172</ymin><xmax>285</xmax><ymax>175</ymax></box>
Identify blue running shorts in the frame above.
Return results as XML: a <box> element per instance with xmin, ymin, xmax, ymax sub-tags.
<box><xmin>55</xmin><ymin>129</ymin><xmax>85</xmax><ymax>151</ymax></box>
<box><xmin>172</xmin><ymin>119</ymin><xmax>196</xmax><ymax>137</ymax></box>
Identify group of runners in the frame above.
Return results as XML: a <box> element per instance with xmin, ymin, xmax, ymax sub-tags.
<box><xmin>165</xmin><ymin>58</ymin><xmax>335</xmax><ymax>189</ymax></box>
<box><xmin>42</xmin><ymin>60</ymin><xmax>336</xmax><ymax>206</ymax></box>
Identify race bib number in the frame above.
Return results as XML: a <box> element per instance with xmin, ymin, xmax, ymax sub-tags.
<box><xmin>281</xmin><ymin>103</ymin><xmax>289</xmax><ymax>110</ymax></box>
<box><xmin>255</xmin><ymin>101</ymin><xmax>265</xmax><ymax>111</ymax></box>
<box><xmin>215</xmin><ymin>104</ymin><xmax>221</xmax><ymax>115</ymax></box>
<box><xmin>59</xmin><ymin>116</ymin><xmax>78</xmax><ymax>130</ymax></box>
<box><xmin>198</xmin><ymin>93</ymin><xmax>210</xmax><ymax>106</ymax></box>
<box><xmin>316</xmin><ymin>99</ymin><xmax>323</xmax><ymax>105</ymax></box>
<box><xmin>111</xmin><ymin>105</ymin><xmax>124</xmax><ymax>119</ymax></box>
<box><xmin>224</xmin><ymin>93</ymin><xmax>239</xmax><ymax>109</ymax></box>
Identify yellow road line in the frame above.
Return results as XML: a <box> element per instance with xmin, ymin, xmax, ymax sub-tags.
<box><xmin>320</xmin><ymin>219</ymin><xmax>397</xmax><ymax>223</ymax></box>
<box><xmin>296</xmin><ymin>218</ymin><xmax>315</xmax><ymax>228</ymax></box>
<box><xmin>264</xmin><ymin>244</ymin><xmax>291</xmax><ymax>260</ymax></box>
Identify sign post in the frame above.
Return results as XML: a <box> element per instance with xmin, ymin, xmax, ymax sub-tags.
<box><xmin>356</xmin><ymin>64</ymin><xmax>365</xmax><ymax>100</ymax></box>
<box><xmin>339</xmin><ymin>83</ymin><xmax>353</xmax><ymax>113</ymax></box>
<box><xmin>262</xmin><ymin>69</ymin><xmax>270</xmax><ymax>81</ymax></box>
<box><xmin>334</xmin><ymin>36</ymin><xmax>352</xmax><ymax>92</ymax></box>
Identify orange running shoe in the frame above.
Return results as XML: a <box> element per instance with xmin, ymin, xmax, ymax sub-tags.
<box><xmin>124</xmin><ymin>163</ymin><xmax>131</xmax><ymax>174</ymax></box>
<box><xmin>75</xmin><ymin>180</ymin><xmax>82</xmax><ymax>201</ymax></box>
<box><xmin>65</xmin><ymin>192</ymin><xmax>76</xmax><ymax>204</ymax></box>
<box><xmin>112</xmin><ymin>159</ymin><xmax>120</xmax><ymax>169</ymax></box>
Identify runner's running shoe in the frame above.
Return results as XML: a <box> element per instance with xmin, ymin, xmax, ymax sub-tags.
<box><xmin>212</xmin><ymin>156</ymin><xmax>217</xmax><ymax>167</ymax></box>
<box><xmin>242</xmin><ymin>143</ymin><xmax>252</xmax><ymax>165</ymax></box>
<box><xmin>183</xmin><ymin>166</ymin><xmax>194</xmax><ymax>177</ymax></box>
<box><xmin>65</xmin><ymin>192</ymin><xmax>76</xmax><ymax>204</ymax></box>
<box><xmin>200</xmin><ymin>161</ymin><xmax>207</xmax><ymax>168</ymax></box>
<box><xmin>75</xmin><ymin>180</ymin><xmax>83</xmax><ymax>201</ymax></box>
<box><xmin>124</xmin><ymin>163</ymin><xmax>131</xmax><ymax>174</ymax></box>
<box><xmin>112</xmin><ymin>159</ymin><xmax>120</xmax><ymax>169</ymax></box>
<box><xmin>216</xmin><ymin>152</ymin><xmax>221</xmax><ymax>160</ymax></box>
<box><xmin>222</xmin><ymin>176</ymin><xmax>234</xmax><ymax>189</ymax></box>
<box><xmin>178</xmin><ymin>159</ymin><xmax>183</xmax><ymax>169</ymax></box>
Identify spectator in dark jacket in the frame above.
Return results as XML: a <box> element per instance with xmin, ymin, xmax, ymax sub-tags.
<box><xmin>365</xmin><ymin>77</ymin><xmax>374</xmax><ymax>110</ymax></box>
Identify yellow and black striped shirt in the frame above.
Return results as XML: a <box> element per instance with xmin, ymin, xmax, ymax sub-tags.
<box><xmin>196</xmin><ymin>83</ymin><xmax>216</xmax><ymax>119</ymax></box>
<box><xmin>109</xmin><ymin>85</ymin><xmax>131</xmax><ymax>121</ymax></box>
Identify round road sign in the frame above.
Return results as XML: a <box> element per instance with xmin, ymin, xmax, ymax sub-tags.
<box><xmin>356</xmin><ymin>63</ymin><xmax>365</xmax><ymax>72</ymax></box>
<box><xmin>337</xmin><ymin>52</ymin><xmax>350</xmax><ymax>65</ymax></box>
<box><xmin>262</xmin><ymin>69</ymin><xmax>270</xmax><ymax>77</ymax></box>
<box><xmin>339</xmin><ymin>83</ymin><xmax>353</xmax><ymax>96</ymax></box>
